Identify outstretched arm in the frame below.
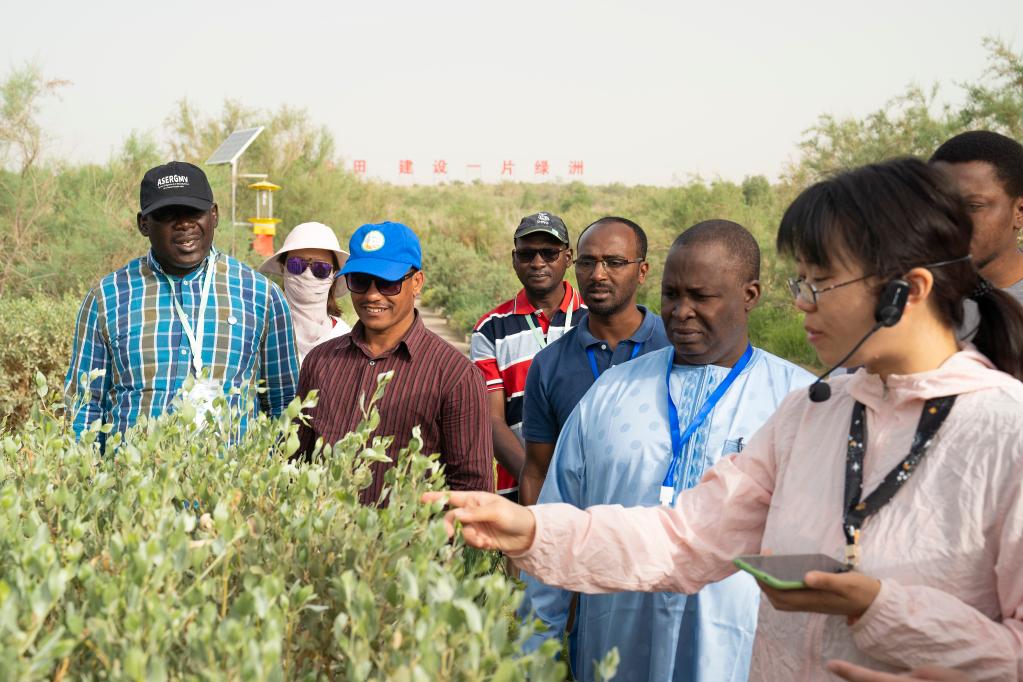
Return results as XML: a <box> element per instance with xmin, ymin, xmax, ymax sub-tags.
<box><xmin>424</xmin><ymin>420</ymin><xmax>778</xmax><ymax>595</ymax></box>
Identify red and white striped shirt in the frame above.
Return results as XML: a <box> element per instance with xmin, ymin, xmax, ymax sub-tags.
<box><xmin>470</xmin><ymin>282</ymin><xmax>584</xmax><ymax>494</ymax></box>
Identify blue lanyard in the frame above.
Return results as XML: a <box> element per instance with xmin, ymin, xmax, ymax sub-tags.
<box><xmin>660</xmin><ymin>344</ymin><xmax>754</xmax><ymax>506</ymax></box>
<box><xmin>586</xmin><ymin>341</ymin><xmax>643</xmax><ymax>381</ymax></box>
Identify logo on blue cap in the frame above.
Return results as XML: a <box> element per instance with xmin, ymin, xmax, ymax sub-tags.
<box><xmin>361</xmin><ymin>230</ymin><xmax>386</xmax><ymax>252</ymax></box>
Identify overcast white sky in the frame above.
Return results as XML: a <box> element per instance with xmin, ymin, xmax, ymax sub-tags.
<box><xmin>3</xmin><ymin>0</ymin><xmax>1021</xmax><ymax>185</ymax></box>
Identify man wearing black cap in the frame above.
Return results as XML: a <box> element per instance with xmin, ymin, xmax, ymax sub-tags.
<box><xmin>470</xmin><ymin>212</ymin><xmax>583</xmax><ymax>501</ymax></box>
<box><xmin>66</xmin><ymin>161</ymin><xmax>299</xmax><ymax>446</ymax></box>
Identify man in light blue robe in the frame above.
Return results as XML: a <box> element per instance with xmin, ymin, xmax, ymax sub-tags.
<box><xmin>518</xmin><ymin>220</ymin><xmax>815</xmax><ymax>681</ymax></box>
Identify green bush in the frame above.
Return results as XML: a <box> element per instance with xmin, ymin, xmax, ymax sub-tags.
<box><xmin>0</xmin><ymin>293</ymin><xmax>80</xmax><ymax>429</ymax></box>
<box><xmin>0</xmin><ymin>372</ymin><xmax>579</xmax><ymax>680</ymax></box>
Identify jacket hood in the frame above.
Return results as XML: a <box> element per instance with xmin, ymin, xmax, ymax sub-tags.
<box><xmin>840</xmin><ymin>347</ymin><xmax>1020</xmax><ymax>410</ymax></box>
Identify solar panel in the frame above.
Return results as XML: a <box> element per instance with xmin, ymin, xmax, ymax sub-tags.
<box><xmin>205</xmin><ymin>127</ymin><xmax>264</xmax><ymax>165</ymax></box>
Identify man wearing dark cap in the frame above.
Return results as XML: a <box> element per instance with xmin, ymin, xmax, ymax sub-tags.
<box><xmin>297</xmin><ymin>221</ymin><xmax>494</xmax><ymax>504</ymax></box>
<box><xmin>66</xmin><ymin>161</ymin><xmax>299</xmax><ymax>446</ymax></box>
<box><xmin>471</xmin><ymin>212</ymin><xmax>583</xmax><ymax>501</ymax></box>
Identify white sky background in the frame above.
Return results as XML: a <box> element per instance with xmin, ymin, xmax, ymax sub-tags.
<box><xmin>2</xmin><ymin>0</ymin><xmax>1021</xmax><ymax>186</ymax></box>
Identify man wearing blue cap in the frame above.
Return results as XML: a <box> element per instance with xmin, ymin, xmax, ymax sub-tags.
<box><xmin>295</xmin><ymin>221</ymin><xmax>494</xmax><ymax>503</ymax></box>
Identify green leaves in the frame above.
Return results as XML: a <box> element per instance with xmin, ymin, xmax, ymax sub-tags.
<box><xmin>0</xmin><ymin>365</ymin><xmax>566</xmax><ymax>680</ymax></box>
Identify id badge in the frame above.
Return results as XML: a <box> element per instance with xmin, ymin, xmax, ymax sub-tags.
<box><xmin>185</xmin><ymin>378</ymin><xmax>223</xmax><ymax>428</ymax></box>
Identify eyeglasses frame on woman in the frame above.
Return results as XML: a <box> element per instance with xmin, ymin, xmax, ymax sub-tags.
<box><xmin>788</xmin><ymin>255</ymin><xmax>973</xmax><ymax>306</ymax></box>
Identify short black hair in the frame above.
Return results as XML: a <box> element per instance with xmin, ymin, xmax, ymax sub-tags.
<box><xmin>577</xmin><ymin>216</ymin><xmax>648</xmax><ymax>259</ymax></box>
<box><xmin>930</xmin><ymin>130</ymin><xmax>1023</xmax><ymax>197</ymax></box>
<box><xmin>671</xmin><ymin>219</ymin><xmax>760</xmax><ymax>282</ymax></box>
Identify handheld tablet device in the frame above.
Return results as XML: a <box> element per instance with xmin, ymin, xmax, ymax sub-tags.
<box><xmin>733</xmin><ymin>554</ymin><xmax>850</xmax><ymax>590</ymax></box>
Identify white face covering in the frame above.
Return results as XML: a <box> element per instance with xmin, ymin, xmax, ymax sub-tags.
<box><xmin>283</xmin><ymin>269</ymin><xmax>336</xmax><ymax>361</ymax></box>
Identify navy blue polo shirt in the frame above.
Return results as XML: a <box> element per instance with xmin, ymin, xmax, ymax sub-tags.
<box><xmin>522</xmin><ymin>306</ymin><xmax>670</xmax><ymax>444</ymax></box>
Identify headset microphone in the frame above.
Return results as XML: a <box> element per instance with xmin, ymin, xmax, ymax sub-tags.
<box><xmin>807</xmin><ymin>279</ymin><xmax>910</xmax><ymax>403</ymax></box>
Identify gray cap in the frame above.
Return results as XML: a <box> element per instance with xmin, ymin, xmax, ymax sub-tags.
<box><xmin>514</xmin><ymin>212</ymin><xmax>569</xmax><ymax>244</ymax></box>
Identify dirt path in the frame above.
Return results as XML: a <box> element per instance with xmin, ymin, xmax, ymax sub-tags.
<box><xmin>419</xmin><ymin>306</ymin><xmax>470</xmax><ymax>356</ymax></box>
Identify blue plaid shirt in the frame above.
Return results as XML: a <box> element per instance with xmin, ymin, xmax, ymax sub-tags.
<box><xmin>65</xmin><ymin>247</ymin><xmax>299</xmax><ymax>443</ymax></box>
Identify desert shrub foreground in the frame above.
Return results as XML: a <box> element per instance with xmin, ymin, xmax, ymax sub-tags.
<box><xmin>0</xmin><ymin>372</ymin><xmax>601</xmax><ymax>681</ymax></box>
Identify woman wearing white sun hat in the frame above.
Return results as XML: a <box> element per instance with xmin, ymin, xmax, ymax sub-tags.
<box><xmin>259</xmin><ymin>222</ymin><xmax>352</xmax><ymax>364</ymax></box>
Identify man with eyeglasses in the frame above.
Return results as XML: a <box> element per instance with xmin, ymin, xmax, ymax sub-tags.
<box><xmin>518</xmin><ymin>220</ymin><xmax>813</xmax><ymax>681</ymax></box>
<box><xmin>66</xmin><ymin>162</ymin><xmax>299</xmax><ymax>446</ymax></box>
<box><xmin>517</xmin><ymin>216</ymin><xmax>669</xmax><ymax>506</ymax></box>
<box><xmin>295</xmin><ymin>221</ymin><xmax>493</xmax><ymax>504</ymax></box>
<box><xmin>471</xmin><ymin>212</ymin><xmax>584</xmax><ymax>502</ymax></box>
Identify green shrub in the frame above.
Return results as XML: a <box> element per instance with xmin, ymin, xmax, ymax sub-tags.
<box><xmin>0</xmin><ymin>293</ymin><xmax>80</xmax><ymax>429</ymax></box>
<box><xmin>0</xmin><ymin>372</ymin><xmax>580</xmax><ymax>680</ymax></box>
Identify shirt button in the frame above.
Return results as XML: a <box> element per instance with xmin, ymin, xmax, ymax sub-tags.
<box><xmin>228</xmin><ymin>315</ymin><xmax>238</xmax><ymax>325</ymax></box>
<box><xmin>369</xmin><ymin>360</ymin><xmax>376</xmax><ymax>366</ymax></box>
<box><xmin>180</xmin><ymin>349</ymin><xmax>188</xmax><ymax>356</ymax></box>
<box><xmin>600</xmin><ymin>344</ymin><xmax>607</xmax><ymax>350</ymax></box>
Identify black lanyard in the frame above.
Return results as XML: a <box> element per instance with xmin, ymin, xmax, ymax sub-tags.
<box><xmin>843</xmin><ymin>394</ymin><xmax>957</xmax><ymax>566</ymax></box>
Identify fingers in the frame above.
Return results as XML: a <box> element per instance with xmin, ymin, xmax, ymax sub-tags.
<box><xmin>758</xmin><ymin>582</ymin><xmax>856</xmax><ymax>615</ymax></box>
<box><xmin>460</xmin><ymin>524</ymin><xmax>496</xmax><ymax>551</ymax></box>
<box><xmin>421</xmin><ymin>490</ymin><xmax>479</xmax><ymax>508</ymax></box>
<box><xmin>804</xmin><ymin>570</ymin><xmax>843</xmax><ymax>592</ymax></box>
<box><xmin>421</xmin><ymin>491</ymin><xmax>448</xmax><ymax>505</ymax></box>
<box><xmin>826</xmin><ymin>659</ymin><xmax>903</xmax><ymax>682</ymax></box>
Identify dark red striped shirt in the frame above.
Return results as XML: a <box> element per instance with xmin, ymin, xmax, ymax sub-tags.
<box><xmin>296</xmin><ymin>311</ymin><xmax>493</xmax><ymax>504</ymax></box>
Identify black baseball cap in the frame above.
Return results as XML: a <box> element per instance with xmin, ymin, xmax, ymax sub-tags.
<box><xmin>139</xmin><ymin>161</ymin><xmax>215</xmax><ymax>217</ymax></box>
<box><xmin>514</xmin><ymin>212</ymin><xmax>569</xmax><ymax>244</ymax></box>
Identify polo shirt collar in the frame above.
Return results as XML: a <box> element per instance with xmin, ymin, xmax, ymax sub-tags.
<box><xmin>576</xmin><ymin>305</ymin><xmax>660</xmax><ymax>349</ymax></box>
<box><xmin>345</xmin><ymin>309</ymin><xmax>427</xmax><ymax>360</ymax></box>
<box><xmin>512</xmin><ymin>281</ymin><xmax>579</xmax><ymax>316</ymax></box>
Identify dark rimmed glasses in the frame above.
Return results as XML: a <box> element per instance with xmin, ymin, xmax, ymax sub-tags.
<box><xmin>345</xmin><ymin>270</ymin><xmax>417</xmax><ymax>296</ymax></box>
<box><xmin>575</xmin><ymin>257</ymin><xmax>645</xmax><ymax>273</ymax></box>
<box><xmin>512</xmin><ymin>247</ymin><xmax>567</xmax><ymax>264</ymax></box>
<box><xmin>285</xmin><ymin>256</ymin><xmax>335</xmax><ymax>280</ymax></box>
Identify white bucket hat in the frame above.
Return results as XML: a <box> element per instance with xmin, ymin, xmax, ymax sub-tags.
<box><xmin>258</xmin><ymin>221</ymin><xmax>350</xmax><ymax>277</ymax></box>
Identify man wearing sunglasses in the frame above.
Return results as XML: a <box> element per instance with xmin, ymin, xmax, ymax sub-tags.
<box><xmin>518</xmin><ymin>216</ymin><xmax>670</xmax><ymax>506</ymax></box>
<box><xmin>296</xmin><ymin>221</ymin><xmax>493</xmax><ymax>504</ymax></box>
<box><xmin>66</xmin><ymin>162</ymin><xmax>299</xmax><ymax>445</ymax></box>
<box><xmin>471</xmin><ymin>212</ymin><xmax>583</xmax><ymax>502</ymax></box>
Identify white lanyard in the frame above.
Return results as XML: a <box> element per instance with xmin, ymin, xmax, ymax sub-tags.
<box><xmin>523</xmin><ymin>292</ymin><xmax>575</xmax><ymax>350</ymax></box>
<box><xmin>163</xmin><ymin>253</ymin><xmax>217</xmax><ymax>375</ymax></box>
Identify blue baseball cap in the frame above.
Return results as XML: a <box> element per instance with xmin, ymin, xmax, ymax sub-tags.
<box><xmin>340</xmin><ymin>221</ymin><xmax>422</xmax><ymax>280</ymax></box>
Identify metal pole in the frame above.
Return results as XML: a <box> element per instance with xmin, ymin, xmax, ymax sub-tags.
<box><xmin>230</xmin><ymin>160</ymin><xmax>237</xmax><ymax>257</ymax></box>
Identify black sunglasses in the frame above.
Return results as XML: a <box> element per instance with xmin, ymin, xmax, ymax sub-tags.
<box><xmin>345</xmin><ymin>270</ymin><xmax>417</xmax><ymax>296</ymax></box>
<box><xmin>512</xmin><ymin>247</ymin><xmax>566</xmax><ymax>264</ymax></box>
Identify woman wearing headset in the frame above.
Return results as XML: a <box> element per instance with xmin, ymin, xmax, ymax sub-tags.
<box><xmin>427</xmin><ymin>158</ymin><xmax>1023</xmax><ymax>681</ymax></box>
<box><xmin>260</xmin><ymin>222</ymin><xmax>351</xmax><ymax>364</ymax></box>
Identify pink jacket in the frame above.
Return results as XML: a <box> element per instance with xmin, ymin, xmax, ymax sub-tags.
<box><xmin>512</xmin><ymin>350</ymin><xmax>1023</xmax><ymax>681</ymax></box>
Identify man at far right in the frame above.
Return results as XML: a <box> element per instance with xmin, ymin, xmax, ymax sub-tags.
<box><xmin>930</xmin><ymin>130</ymin><xmax>1023</xmax><ymax>309</ymax></box>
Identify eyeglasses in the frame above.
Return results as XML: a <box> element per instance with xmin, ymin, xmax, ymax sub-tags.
<box><xmin>512</xmin><ymin>247</ymin><xmax>566</xmax><ymax>264</ymax></box>
<box><xmin>788</xmin><ymin>256</ymin><xmax>972</xmax><ymax>306</ymax></box>
<box><xmin>285</xmin><ymin>256</ymin><xmax>335</xmax><ymax>280</ymax></box>
<box><xmin>787</xmin><ymin>274</ymin><xmax>871</xmax><ymax>306</ymax></box>
<box><xmin>575</xmin><ymin>257</ymin><xmax>645</xmax><ymax>272</ymax></box>
<box><xmin>345</xmin><ymin>270</ymin><xmax>417</xmax><ymax>296</ymax></box>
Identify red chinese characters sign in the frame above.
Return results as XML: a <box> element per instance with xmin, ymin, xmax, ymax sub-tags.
<box><xmin>353</xmin><ymin>159</ymin><xmax>584</xmax><ymax>178</ymax></box>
